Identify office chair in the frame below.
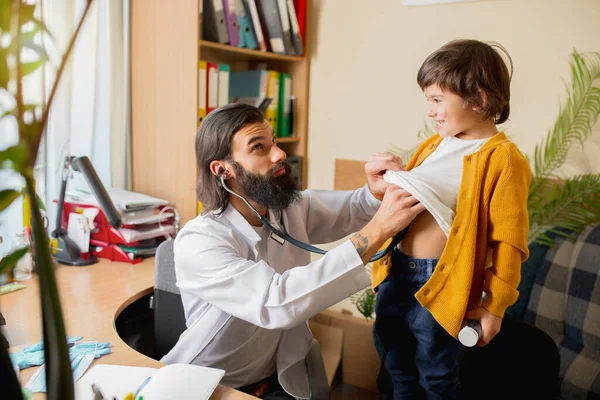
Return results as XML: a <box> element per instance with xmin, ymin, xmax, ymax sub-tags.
<box><xmin>153</xmin><ymin>239</ymin><xmax>186</xmax><ymax>360</ymax></box>
<box><xmin>376</xmin><ymin>313</ymin><xmax>560</xmax><ymax>399</ymax></box>
<box><xmin>152</xmin><ymin>239</ymin><xmax>330</xmax><ymax>399</ymax></box>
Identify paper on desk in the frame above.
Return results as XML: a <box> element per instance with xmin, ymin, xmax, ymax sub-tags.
<box><xmin>66</xmin><ymin>188</ymin><xmax>168</xmax><ymax>211</ymax></box>
<box><xmin>74</xmin><ymin>363</ymin><xmax>225</xmax><ymax>400</ymax></box>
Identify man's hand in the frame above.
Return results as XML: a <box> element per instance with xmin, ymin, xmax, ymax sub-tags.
<box><xmin>351</xmin><ymin>186</ymin><xmax>425</xmax><ymax>264</ymax></box>
<box><xmin>365</xmin><ymin>152</ymin><xmax>404</xmax><ymax>200</ymax></box>
<box><xmin>465</xmin><ymin>306</ymin><xmax>502</xmax><ymax>347</ymax></box>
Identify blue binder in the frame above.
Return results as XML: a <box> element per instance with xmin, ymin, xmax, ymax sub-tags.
<box><xmin>237</xmin><ymin>0</ymin><xmax>258</xmax><ymax>49</ymax></box>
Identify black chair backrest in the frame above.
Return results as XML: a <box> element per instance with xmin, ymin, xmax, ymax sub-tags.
<box><xmin>457</xmin><ymin>313</ymin><xmax>560</xmax><ymax>399</ymax></box>
<box><xmin>153</xmin><ymin>239</ymin><xmax>187</xmax><ymax>359</ymax></box>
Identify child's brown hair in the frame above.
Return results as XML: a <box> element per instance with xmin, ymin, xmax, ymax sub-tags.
<box><xmin>417</xmin><ymin>39</ymin><xmax>513</xmax><ymax>124</ymax></box>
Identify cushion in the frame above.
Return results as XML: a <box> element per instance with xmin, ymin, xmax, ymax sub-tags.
<box><xmin>524</xmin><ymin>224</ymin><xmax>600</xmax><ymax>399</ymax></box>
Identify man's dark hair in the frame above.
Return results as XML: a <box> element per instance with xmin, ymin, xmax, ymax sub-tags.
<box><xmin>195</xmin><ymin>103</ymin><xmax>264</xmax><ymax>213</ymax></box>
<box><xmin>417</xmin><ymin>39</ymin><xmax>513</xmax><ymax>124</ymax></box>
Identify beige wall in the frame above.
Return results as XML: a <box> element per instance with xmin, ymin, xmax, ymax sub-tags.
<box><xmin>306</xmin><ymin>0</ymin><xmax>600</xmax><ymax>190</ymax></box>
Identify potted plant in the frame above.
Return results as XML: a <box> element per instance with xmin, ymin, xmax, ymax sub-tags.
<box><xmin>0</xmin><ymin>1</ymin><xmax>94</xmax><ymax>399</ymax></box>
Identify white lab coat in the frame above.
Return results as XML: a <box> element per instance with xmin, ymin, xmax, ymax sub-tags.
<box><xmin>161</xmin><ymin>185</ymin><xmax>379</xmax><ymax>398</ymax></box>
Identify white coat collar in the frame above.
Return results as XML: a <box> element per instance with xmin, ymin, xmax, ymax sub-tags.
<box><xmin>221</xmin><ymin>204</ymin><xmax>281</xmax><ymax>245</ymax></box>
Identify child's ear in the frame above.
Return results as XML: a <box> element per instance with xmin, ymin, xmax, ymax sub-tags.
<box><xmin>477</xmin><ymin>90</ymin><xmax>489</xmax><ymax>110</ymax></box>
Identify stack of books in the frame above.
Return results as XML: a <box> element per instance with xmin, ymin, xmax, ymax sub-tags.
<box><xmin>63</xmin><ymin>188</ymin><xmax>176</xmax><ymax>264</ymax></box>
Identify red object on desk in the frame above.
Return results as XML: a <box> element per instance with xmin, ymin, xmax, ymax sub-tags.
<box><xmin>90</xmin><ymin>240</ymin><xmax>143</xmax><ymax>264</ymax></box>
<box><xmin>57</xmin><ymin>200</ymin><xmax>172</xmax><ymax>264</ymax></box>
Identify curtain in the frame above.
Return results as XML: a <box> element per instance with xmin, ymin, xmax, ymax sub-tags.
<box><xmin>44</xmin><ymin>0</ymin><xmax>131</xmax><ymax>234</ymax></box>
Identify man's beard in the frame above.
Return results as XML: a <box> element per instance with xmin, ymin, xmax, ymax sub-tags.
<box><xmin>231</xmin><ymin>161</ymin><xmax>300</xmax><ymax>212</ymax></box>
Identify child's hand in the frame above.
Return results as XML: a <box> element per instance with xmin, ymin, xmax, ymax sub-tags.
<box><xmin>465</xmin><ymin>306</ymin><xmax>502</xmax><ymax>346</ymax></box>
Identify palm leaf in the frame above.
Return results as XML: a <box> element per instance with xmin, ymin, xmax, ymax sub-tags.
<box><xmin>528</xmin><ymin>174</ymin><xmax>600</xmax><ymax>246</ymax></box>
<box><xmin>530</xmin><ymin>51</ymin><xmax>600</xmax><ymax>192</ymax></box>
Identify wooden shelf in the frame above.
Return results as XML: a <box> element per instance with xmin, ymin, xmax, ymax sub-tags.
<box><xmin>200</xmin><ymin>40</ymin><xmax>303</xmax><ymax>62</ymax></box>
<box><xmin>276</xmin><ymin>136</ymin><xmax>300</xmax><ymax>144</ymax></box>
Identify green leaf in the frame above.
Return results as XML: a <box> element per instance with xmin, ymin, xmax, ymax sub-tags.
<box><xmin>0</xmin><ymin>47</ymin><xmax>7</xmax><ymax>89</ymax></box>
<box><xmin>31</xmin><ymin>17</ymin><xmax>53</xmax><ymax>40</ymax></box>
<box><xmin>19</xmin><ymin>3</ymin><xmax>35</xmax><ymax>24</ymax></box>
<box><xmin>21</xmin><ymin>58</ymin><xmax>48</xmax><ymax>77</ymax></box>
<box><xmin>0</xmin><ymin>0</ymin><xmax>10</xmax><ymax>33</ymax></box>
<box><xmin>0</xmin><ymin>143</ymin><xmax>28</xmax><ymax>172</ymax></box>
<box><xmin>529</xmin><ymin>174</ymin><xmax>600</xmax><ymax>246</ymax></box>
<box><xmin>1</xmin><ymin>104</ymin><xmax>37</xmax><ymax>118</ymax></box>
<box><xmin>0</xmin><ymin>189</ymin><xmax>21</xmax><ymax>211</ymax></box>
<box><xmin>0</xmin><ymin>247</ymin><xmax>29</xmax><ymax>275</ymax></box>
<box><xmin>36</xmin><ymin>192</ymin><xmax>46</xmax><ymax>211</ymax></box>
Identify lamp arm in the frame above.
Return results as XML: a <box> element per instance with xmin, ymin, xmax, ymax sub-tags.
<box><xmin>71</xmin><ymin>156</ymin><xmax>122</xmax><ymax>229</ymax></box>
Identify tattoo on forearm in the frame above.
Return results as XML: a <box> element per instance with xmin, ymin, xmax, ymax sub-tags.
<box><xmin>351</xmin><ymin>233</ymin><xmax>369</xmax><ymax>256</ymax></box>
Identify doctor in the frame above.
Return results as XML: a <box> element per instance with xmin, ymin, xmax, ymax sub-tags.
<box><xmin>161</xmin><ymin>103</ymin><xmax>425</xmax><ymax>399</ymax></box>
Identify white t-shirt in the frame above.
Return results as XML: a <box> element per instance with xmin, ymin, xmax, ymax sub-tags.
<box><xmin>384</xmin><ymin>136</ymin><xmax>489</xmax><ymax>236</ymax></box>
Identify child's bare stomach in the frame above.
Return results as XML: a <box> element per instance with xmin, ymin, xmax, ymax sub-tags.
<box><xmin>399</xmin><ymin>210</ymin><xmax>447</xmax><ymax>259</ymax></box>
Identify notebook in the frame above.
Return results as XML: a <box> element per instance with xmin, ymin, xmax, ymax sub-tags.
<box><xmin>74</xmin><ymin>363</ymin><xmax>225</xmax><ymax>400</ymax></box>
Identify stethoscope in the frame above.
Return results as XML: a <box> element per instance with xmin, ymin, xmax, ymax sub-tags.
<box><xmin>220</xmin><ymin>175</ymin><xmax>407</xmax><ymax>262</ymax></box>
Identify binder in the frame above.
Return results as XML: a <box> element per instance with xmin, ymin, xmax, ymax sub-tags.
<box><xmin>198</xmin><ymin>61</ymin><xmax>207</xmax><ymax>124</ymax></box>
<box><xmin>278</xmin><ymin>73</ymin><xmax>292</xmax><ymax>137</ymax></box>
<box><xmin>245</xmin><ymin>0</ymin><xmax>267</xmax><ymax>51</ymax></box>
<box><xmin>207</xmin><ymin>62</ymin><xmax>219</xmax><ymax>114</ymax></box>
<box><xmin>286</xmin><ymin>0</ymin><xmax>304</xmax><ymax>55</ymax></box>
<box><xmin>256</xmin><ymin>0</ymin><xmax>286</xmax><ymax>55</ymax></box>
<box><xmin>265</xmin><ymin>70</ymin><xmax>280</xmax><ymax>134</ymax></box>
<box><xmin>276</xmin><ymin>0</ymin><xmax>295</xmax><ymax>55</ymax></box>
<box><xmin>217</xmin><ymin>64</ymin><xmax>231</xmax><ymax>107</ymax></box>
<box><xmin>286</xmin><ymin>155</ymin><xmax>302</xmax><ymax>188</ymax></box>
<box><xmin>229</xmin><ymin>69</ymin><xmax>269</xmax><ymax>108</ymax></box>
<box><xmin>236</xmin><ymin>0</ymin><xmax>257</xmax><ymax>49</ymax></box>
<box><xmin>223</xmin><ymin>0</ymin><xmax>240</xmax><ymax>46</ymax></box>
<box><xmin>202</xmin><ymin>0</ymin><xmax>229</xmax><ymax>44</ymax></box>
<box><xmin>293</xmin><ymin>0</ymin><xmax>305</xmax><ymax>42</ymax></box>
<box><xmin>199</xmin><ymin>0</ymin><xmax>204</xmax><ymax>40</ymax></box>
<box><xmin>289</xmin><ymin>95</ymin><xmax>296</xmax><ymax>136</ymax></box>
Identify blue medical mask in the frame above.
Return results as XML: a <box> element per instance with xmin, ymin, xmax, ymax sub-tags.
<box><xmin>26</xmin><ymin>341</ymin><xmax>110</xmax><ymax>393</ymax></box>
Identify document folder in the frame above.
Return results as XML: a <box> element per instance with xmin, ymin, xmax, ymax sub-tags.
<box><xmin>236</xmin><ymin>0</ymin><xmax>257</xmax><ymax>49</ymax></box>
<box><xmin>223</xmin><ymin>0</ymin><xmax>241</xmax><ymax>46</ymax></box>
<box><xmin>256</xmin><ymin>0</ymin><xmax>287</xmax><ymax>54</ymax></box>
<box><xmin>202</xmin><ymin>0</ymin><xmax>230</xmax><ymax>44</ymax></box>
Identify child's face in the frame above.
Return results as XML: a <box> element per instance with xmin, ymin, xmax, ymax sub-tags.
<box><xmin>424</xmin><ymin>84</ymin><xmax>482</xmax><ymax>139</ymax></box>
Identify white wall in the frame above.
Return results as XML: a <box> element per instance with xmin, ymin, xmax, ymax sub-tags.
<box><xmin>307</xmin><ymin>0</ymin><xmax>600</xmax><ymax>190</ymax></box>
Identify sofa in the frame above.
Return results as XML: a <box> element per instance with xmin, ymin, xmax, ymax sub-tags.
<box><xmin>506</xmin><ymin>224</ymin><xmax>600</xmax><ymax>399</ymax></box>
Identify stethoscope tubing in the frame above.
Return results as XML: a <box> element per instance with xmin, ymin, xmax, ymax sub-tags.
<box><xmin>219</xmin><ymin>175</ymin><xmax>405</xmax><ymax>262</ymax></box>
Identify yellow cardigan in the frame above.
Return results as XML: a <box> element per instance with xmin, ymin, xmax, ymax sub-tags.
<box><xmin>371</xmin><ymin>132</ymin><xmax>531</xmax><ymax>338</ymax></box>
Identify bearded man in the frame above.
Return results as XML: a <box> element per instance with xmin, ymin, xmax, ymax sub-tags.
<box><xmin>161</xmin><ymin>104</ymin><xmax>424</xmax><ymax>399</ymax></box>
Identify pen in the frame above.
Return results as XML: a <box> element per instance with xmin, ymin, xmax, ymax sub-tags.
<box><xmin>91</xmin><ymin>383</ymin><xmax>105</xmax><ymax>400</ymax></box>
<box><xmin>134</xmin><ymin>376</ymin><xmax>151</xmax><ymax>398</ymax></box>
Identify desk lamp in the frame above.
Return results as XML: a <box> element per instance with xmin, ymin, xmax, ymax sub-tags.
<box><xmin>52</xmin><ymin>156</ymin><xmax>122</xmax><ymax>266</ymax></box>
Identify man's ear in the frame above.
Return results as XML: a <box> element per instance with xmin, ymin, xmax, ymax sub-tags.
<box><xmin>209</xmin><ymin>160</ymin><xmax>229</xmax><ymax>179</ymax></box>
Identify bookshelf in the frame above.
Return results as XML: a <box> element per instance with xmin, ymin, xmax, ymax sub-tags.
<box><xmin>131</xmin><ymin>0</ymin><xmax>311</xmax><ymax>224</ymax></box>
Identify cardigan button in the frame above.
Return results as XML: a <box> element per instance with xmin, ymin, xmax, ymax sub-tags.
<box><xmin>462</xmin><ymin>191</ymin><xmax>468</xmax><ymax>199</ymax></box>
<box><xmin>424</xmin><ymin>289</ymin><xmax>430</xmax><ymax>295</ymax></box>
<box><xmin>465</xmin><ymin>156</ymin><xmax>472</xmax><ymax>163</ymax></box>
<box><xmin>440</xmin><ymin>264</ymin><xmax>446</xmax><ymax>272</ymax></box>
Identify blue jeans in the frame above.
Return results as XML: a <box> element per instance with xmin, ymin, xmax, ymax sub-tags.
<box><xmin>374</xmin><ymin>248</ymin><xmax>461</xmax><ymax>400</ymax></box>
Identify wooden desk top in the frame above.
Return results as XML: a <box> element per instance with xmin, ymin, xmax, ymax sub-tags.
<box><xmin>1</xmin><ymin>257</ymin><xmax>254</xmax><ymax>399</ymax></box>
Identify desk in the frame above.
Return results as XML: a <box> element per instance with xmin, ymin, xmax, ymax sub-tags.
<box><xmin>1</xmin><ymin>257</ymin><xmax>254</xmax><ymax>399</ymax></box>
